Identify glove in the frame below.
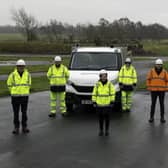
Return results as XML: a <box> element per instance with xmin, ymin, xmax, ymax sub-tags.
<box><xmin>93</xmin><ymin>102</ymin><xmax>97</xmax><ymax>108</ymax></box>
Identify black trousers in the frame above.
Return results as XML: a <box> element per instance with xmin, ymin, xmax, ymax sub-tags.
<box><xmin>11</xmin><ymin>96</ymin><xmax>29</xmax><ymax>128</ymax></box>
<box><xmin>150</xmin><ymin>91</ymin><xmax>165</xmax><ymax>119</ymax></box>
<box><xmin>96</xmin><ymin>107</ymin><xmax>110</xmax><ymax>132</ymax></box>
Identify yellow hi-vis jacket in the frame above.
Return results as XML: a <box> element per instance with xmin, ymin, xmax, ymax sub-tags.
<box><xmin>92</xmin><ymin>81</ymin><xmax>115</xmax><ymax>106</ymax></box>
<box><xmin>119</xmin><ymin>65</ymin><xmax>137</xmax><ymax>85</ymax></box>
<box><xmin>7</xmin><ymin>69</ymin><xmax>31</xmax><ymax>96</ymax></box>
<box><xmin>47</xmin><ymin>64</ymin><xmax>69</xmax><ymax>86</ymax></box>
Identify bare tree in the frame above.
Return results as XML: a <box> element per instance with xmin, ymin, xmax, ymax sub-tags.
<box><xmin>11</xmin><ymin>8</ymin><xmax>38</xmax><ymax>41</ymax></box>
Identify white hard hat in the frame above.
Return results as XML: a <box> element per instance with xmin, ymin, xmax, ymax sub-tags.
<box><xmin>99</xmin><ymin>69</ymin><xmax>107</xmax><ymax>75</ymax></box>
<box><xmin>125</xmin><ymin>57</ymin><xmax>131</xmax><ymax>63</ymax></box>
<box><xmin>16</xmin><ymin>59</ymin><xmax>26</xmax><ymax>66</ymax></box>
<box><xmin>155</xmin><ymin>59</ymin><xmax>163</xmax><ymax>65</ymax></box>
<box><xmin>54</xmin><ymin>56</ymin><xmax>62</xmax><ymax>62</ymax></box>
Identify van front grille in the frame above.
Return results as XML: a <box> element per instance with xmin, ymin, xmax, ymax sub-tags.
<box><xmin>72</xmin><ymin>84</ymin><xmax>93</xmax><ymax>93</ymax></box>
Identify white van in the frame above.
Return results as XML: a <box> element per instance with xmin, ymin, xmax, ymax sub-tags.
<box><xmin>66</xmin><ymin>46</ymin><xmax>126</xmax><ymax>112</ymax></box>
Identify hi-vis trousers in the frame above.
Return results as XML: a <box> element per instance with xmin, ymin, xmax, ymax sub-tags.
<box><xmin>121</xmin><ymin>91</ymin><xmax>133</xmax><ymax>111</ymax></box>
<box><xmin>50</xmin><ymin>91</ymin><xmax>66</xmax><ymax>114</ymax></box>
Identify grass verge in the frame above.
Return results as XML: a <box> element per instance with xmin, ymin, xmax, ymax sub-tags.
<box><xmin>142</xmin><ymin>40</ymin><xmax>168</xmax><ymax>56</ymax></box>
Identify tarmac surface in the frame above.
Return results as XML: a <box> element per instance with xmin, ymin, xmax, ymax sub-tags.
<box><xmin>0</xmin><ymin>91</ymin><xmax>168</xmax><ymax>168</ymax></box>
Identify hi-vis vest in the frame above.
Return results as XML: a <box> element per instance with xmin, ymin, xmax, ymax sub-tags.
<box><xmin>146</xmin><ymin>68</ymin><xmax>168</xmax><ymax>91</ymax></box>
<box><xmin>47</xmin><ymin>64</ymin><xmax>69</xmax><ymax>86</ymax></box>
<box><xmin>7</xmin><ymin>69</ymin><xmax>31</xmax><ymax>96</ymax></box>
<box><xmin>92</xmin><ymin>81</ymin><xmax>115</xmax><ymax>106</ymax></box>
<box><xmin>119</xmin><ymin>65</ymin><xmax>137</xmax><ymax>85</ymax></box>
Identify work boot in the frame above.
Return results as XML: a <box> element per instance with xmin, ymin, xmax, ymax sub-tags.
<box><xmin>148</xmin><ymin>118</ymin><xmax>154</xmax><ymax>123</ymax></box>
<box><xmin>98</xmin><ymin>131</ymin><xmax>104</xmax><ymax>136</ymax></box>
<box><xmin>22</xmin><ymin>127</ymin><xmax>30</xmax><ymax>133</ymax></box>
<box><xmin>48</xmin><ymin>113</ymin><xmax>56</xmax><ymax>118</ymax></box>
<box><xmin>160</xmin><ymin>118</ymin><xmax>166</xmax><ymax>123</ymax></box>
<box><xmin>12</xmin><ymin>128</ymin><xmax>19</xmax><ymax>135</ymax></box>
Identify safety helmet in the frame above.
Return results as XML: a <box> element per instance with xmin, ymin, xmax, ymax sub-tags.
<box><xmin>16</xmin><ymin>59</ymin><xmax>26</xmax><ymax>66</ymax></box>
<box><xmin>54</xmin><ymin>56</ymin><xmax>62</xmax><ymax>62</ymax></box>
<box><xmin>99</xmin><ymin>69</ymin><xmax>107</xmax><ymax>75</ymax></box>
<box><xmin>125</xmin><ymin>57</ymin><xmax>131</xmax><ymax>63</ymax></box>
<box><xmin>155</xmin><ymin>59</ymin><xmax>163</xmax><ymax>65</ymax></box>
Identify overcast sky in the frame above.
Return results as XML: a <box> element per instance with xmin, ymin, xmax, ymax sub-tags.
<box><xmin>1</xmin><ymin>0</ymin><xmax>168</xmax><ymax>27</ymax></box>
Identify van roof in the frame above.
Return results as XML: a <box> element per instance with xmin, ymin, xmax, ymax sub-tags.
<box><xmin>72</xmin><ymin>47</ymin><xmax>122</xmax><ymax>53</ymax></box>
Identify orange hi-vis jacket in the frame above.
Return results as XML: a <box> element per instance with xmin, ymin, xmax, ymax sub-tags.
<box><xmin>146</xmin><ymin>68</ymin><xmax>168</xmax><ymax>91</ymax></box>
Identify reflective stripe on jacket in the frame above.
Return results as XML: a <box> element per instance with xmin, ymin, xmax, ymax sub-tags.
<box><xmin>7</xmin><ymin>69</ymin><xmax>31</xmax><ymax>96</ymax></box>
<box><xmin>146</xmin><ymin>68</ymin><xmax>168</xmax><ymax>91</ymax></box>
<box><xmin>47</xmin><ymin>64</ymin><xmax>69</xmax><ymax>86</ymax></box>
<box><xmin>92</xmin><ymin>81</ymin><xmax>115</xmax><ymax>106</ymax></box>
<box><xmin>119</xmin><ymin>65</ymin><xmax>137</xmax><ymax>85</ymax></box>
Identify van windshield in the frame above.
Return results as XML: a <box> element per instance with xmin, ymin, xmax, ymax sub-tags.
<box><xmin>70</xmin><ymin>52</ymin><xmax>119</xmax><ymax>70</ymax></box>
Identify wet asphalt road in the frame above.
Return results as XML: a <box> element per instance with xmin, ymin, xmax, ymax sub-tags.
<box><xmin>0</xmin><ymin>91</ymin><xmax>168</xmax><ymax>168</ymax></box>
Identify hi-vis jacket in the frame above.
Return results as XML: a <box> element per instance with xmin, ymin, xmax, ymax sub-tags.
<box><xmin>92</xmin><ymin>81</ymin><xmax>115</xmax><ymax>106</ymax></box>
<box><xmin>47</xmin><ymin>64</ymin><xmax>69</xmax><ymax>87</ymax></box>
<box><xmin>7</xmin><ymin>69</ymin><xmax>31</xmax><ymax>96</ymax></box>
<box><xmin>119</xmin><ymin>65</ymin><xmax>137</xmax><ymax>86</ymax></box>
<box><xmin>146</xmin><ymin>68</ymin><xmax>168</xmax><ymax>91</ymax></box>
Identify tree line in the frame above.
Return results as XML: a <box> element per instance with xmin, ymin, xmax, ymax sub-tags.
<box><xmin>2</xmin><ymin>8</ymin><xmax>168</xmax><ymax>45</ymax></box>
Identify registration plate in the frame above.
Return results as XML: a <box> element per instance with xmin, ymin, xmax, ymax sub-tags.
<box><xmin>81</xmin><ymin>100</ymin><xmax>92</xmax><ymax>104</ymax></box>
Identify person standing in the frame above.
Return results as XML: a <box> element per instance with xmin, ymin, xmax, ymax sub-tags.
<box><xmin>47</xmin><ymin>56</ymin><xmax>70</xmax><ymax>117</ymax></box>
<box><xmin>146</xmin><ymin>58</ymin><xmax>168</xmax><ymax>123</ymax></box>
<box><xmin>119</xmin><ymin>57</ymin><xmax>137</xmax><ymax>112</ymax></box>
<box><xmin>92</xmin><ymin>69</ymin><xmax>115</xmax><ymax>136</ymax></box>
<box><xmin>7</xmin><ymin>59</ymin><xmax>31</xmax><ymax>134</ymax></box>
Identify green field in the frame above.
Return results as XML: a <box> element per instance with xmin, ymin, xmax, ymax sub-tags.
<box><xmin>0</xmin><ymin>65</ymin><xmax>49</xmax><ymax>75</ymax></box>
<box><xmin>0</xmin><ymin>55</ymin><xmax>55</xmax><ymax>61</ymax></box>
<box><xmin>0</xmin><ymin>33</ymin><xmax>25</xmax><ymax>41</ymax></box>
<box><xmin>1</xmin><ymin>33</ymin><xmax>168</xmax><ymax>56</ymax></box>
<box><xmin>142</xmin><ymin>40</ymin><xmax>168</xmax><ymax>56</ymax></box>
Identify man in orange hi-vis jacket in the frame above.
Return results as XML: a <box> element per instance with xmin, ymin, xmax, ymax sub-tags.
<box><xmin>146</xmin><ymin>58</ymin><xmax>168</xmax><ymax>123</ymax></box>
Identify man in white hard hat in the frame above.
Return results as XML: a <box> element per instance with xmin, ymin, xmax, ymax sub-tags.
<box><xmin>47</xmin><ymin>56</ymin><xmax>69</xmax><ymax>117</ymax></box>
<box><xmin>147</xmin><ymin>58</ymin><xmax>168</xmax><ymax>123</ymax></box>
<box><xmin>119</xmin><ymin>57</ymin><xmax>137</xmax><ymax>112</ymax></box>
<box><xmin>92</xmin><ymin>69</ymin><xmax>115</xmax><ymax>136</ymax></box>
<box><xmin>7</xmin><ymin>59</ymin><xmax>31</xmax><ymax>134</ymax></box>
